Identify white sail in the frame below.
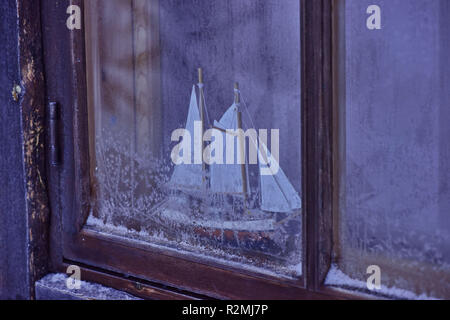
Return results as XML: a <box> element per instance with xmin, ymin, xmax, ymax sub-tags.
<box><xmin>169</xmin><ymin>86</ymin><xmax>203</xmax><ymax>190</ymax></box>
<box><xmin>258</xmin><ymin>142</ymin><xmax>302</xmax><ymax>213</ymax></box>
<box><xmin>209</xmin><ymin>103</ymin><xmax>246</xmax><ymax>194</ymax></box>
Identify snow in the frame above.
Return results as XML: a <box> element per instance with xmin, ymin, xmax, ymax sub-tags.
<box><xmin>325</xmin><ymin>264</ymin><xmax>439</xmax><ymax>300</ymax></box>
<box><xmin>37</xmin><ymin>273</ymin><xmax>140</xmax><ymax>300</ymax></box>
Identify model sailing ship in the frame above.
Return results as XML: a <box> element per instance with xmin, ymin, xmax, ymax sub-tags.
<box><xmin>155</xmin><ymin>69</ymin><xmax>301</xmax><ymax>252</ymax></box>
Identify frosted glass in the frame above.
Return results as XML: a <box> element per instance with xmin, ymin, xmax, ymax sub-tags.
<box><xmin>333</xmin><ymin>0</ymin><xmax>450</xmax><ymax>299</ymax></box>
<box><xmin>85</xmin><ymin>0</ymin><xmax>303</xmax><ymax>278</ymax></box>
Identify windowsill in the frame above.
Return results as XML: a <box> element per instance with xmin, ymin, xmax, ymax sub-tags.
<box><xmin>35</xmin><ymin>274</ymin><xmax>141</xmax><ymax>300</ymax></box>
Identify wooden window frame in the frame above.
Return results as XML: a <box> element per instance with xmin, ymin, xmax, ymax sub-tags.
<box><xmin>41</xmin><ymin>0</ymin><xmax>356</xmax><ymax>300</ymax></box>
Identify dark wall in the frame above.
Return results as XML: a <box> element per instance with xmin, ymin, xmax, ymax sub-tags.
<box><xmin>0</xmin><ymin>0</ymin><xmax>29</xmax><ymax>300</ymax></box>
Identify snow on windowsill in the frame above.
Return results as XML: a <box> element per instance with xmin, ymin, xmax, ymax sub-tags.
<box><xmin>325</xmin><ymin>264</ymin><xmax>438</xmax><ymax>300</ymax></box>
<box><xmin>37</xmin><ymin>273</ymin><xmax>140</xmax><ymax>300</ymax></box>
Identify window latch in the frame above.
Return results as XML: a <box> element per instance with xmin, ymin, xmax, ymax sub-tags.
<box><xmin>48</xmin><ymin>102</ymin><xmax>61</xmax><ymax>166</ymax></box>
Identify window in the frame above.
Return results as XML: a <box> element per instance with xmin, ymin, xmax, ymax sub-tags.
<box><xmin>43</xmin><ymin>0</ymin><xmax>331</xmax><ymax>300</ymax></box>
<box><xmin>327</xmin><ymin>0</ymin><xmax>450</xmax><ymax>299</ymax></box>
<box><xmin>84</xmin><ymin>0</ymin><xmax>303</xmax><ymax>279</ymax></box>
<box><xmin>42</xmin><ymin>0</ymin><xmax>448</xmax><ymax>299</ymax></box>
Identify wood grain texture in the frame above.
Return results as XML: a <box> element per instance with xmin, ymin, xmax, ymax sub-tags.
<box><xmin>301</xmin><ymin>0</ymin><xmax>334</xmax><ymax>290</ymax></box>
<box><xmin>17</xmin><ymin>0</ymin><xmax>51</xmax><ymax>299</ymax></box>
<box><xmin>65</xmin><ymin>230</ymin><xmax>328</xmax><ymax>300</ymax></box>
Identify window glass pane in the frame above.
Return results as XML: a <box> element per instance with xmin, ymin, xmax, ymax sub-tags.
<box><xmin>85</xmin><ymin>0</ymin><xmax>303</xmax><ymax>278</ymax></box>
<box><xmin>329</xmin><ymin>0</ymin><xmax>450</xmax><ymax>298</ymax></box>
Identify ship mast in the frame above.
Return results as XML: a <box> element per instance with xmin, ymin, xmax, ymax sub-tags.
<box><xmin>198</xmin><ymin>68</ymin><xmax>207</xmax><ymax>189</ymax></box>
<box><xmin>235</xmin><ymin>82</ymin><xmax>249</xmax><ymax>201</ymax></box>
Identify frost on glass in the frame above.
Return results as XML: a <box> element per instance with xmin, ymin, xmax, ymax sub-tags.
<box><xmin>85</xmin><ymin>0</ymin><xmax>302</xmax><ymax>278</ymax></box>
<box><xmin>332</xmin><ymin>0</ymin><xmax>450</xmax><ymax>298</ymax></box>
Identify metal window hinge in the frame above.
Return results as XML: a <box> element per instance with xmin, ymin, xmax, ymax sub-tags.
<box><xmin>48</xmin><ymin>102</ymin><xmax>61</xmax><ymax>166</ymax></box>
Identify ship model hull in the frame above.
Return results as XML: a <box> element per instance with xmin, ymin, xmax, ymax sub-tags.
<box><xmin>153</xmin><ymin>188</ymin><xmax>301</xmax><ymax>258</ymax></box>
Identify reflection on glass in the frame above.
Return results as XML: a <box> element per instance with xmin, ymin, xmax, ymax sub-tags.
<box><xmin>85</xmin><ymin>0</ymin><xmax>302</xmax><ymax>278</ymax></box>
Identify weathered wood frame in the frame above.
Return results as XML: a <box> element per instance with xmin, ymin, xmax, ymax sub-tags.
<box><xmin>40</xmin><ymin>0</ymin><xmax>346</xmax><ymax>299</ymax></box>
